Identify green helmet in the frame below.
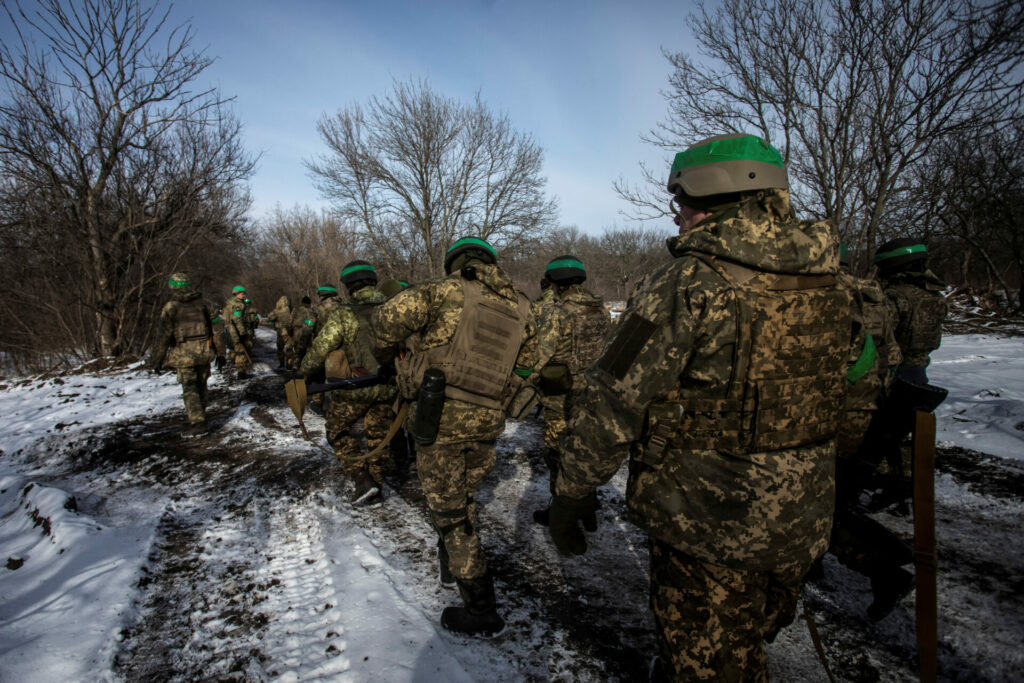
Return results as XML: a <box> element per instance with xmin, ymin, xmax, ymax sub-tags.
<box><xmin>444</xmin><ymin>236</ymin><xmax>497</xmax><ymax>274</ymax></box>
<box><xmin>341</xmin><ymin>260</ymin><xmax>377</xmax><ymax>286</ymax></box>
<box><xmin>317</xmin><ymin>284</ymin><xmax>338</xmax><ymax>297</ymax></box>
<box><xmin>874</xmin><ymin>238</ymin><xmax>927</xmax><ymax>272</ymax></box>
<box><xmin>545</xmin><ymin>255</ymin><xmax>587</xmax><ymax>285</ymax></box>
<box><xmin>232</xmin><ymin>285</ymin><xmax>246</xmax><ymax>293</ymax></box>
<box><xmin>667</xmin><ymin>134</ymin><xmax>788</xmax><ymax>201</ymax></box>
<box><xmin>168</xmin><ymin>272</ymin><xmax>191</xmax><ymax>289</ymax></box>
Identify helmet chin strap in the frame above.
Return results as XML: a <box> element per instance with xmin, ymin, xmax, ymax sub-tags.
<box><xmin>669</xmin><ymin>196</ymin><xmax>683</xmax><ymax>218</ymax></box>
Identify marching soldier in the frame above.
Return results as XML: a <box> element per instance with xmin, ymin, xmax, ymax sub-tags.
<box><xmin>223</xmin><ymin>285</ymin><xmax>253</xmax><ymax>379</ymax></box>
<box><xmin>373</xmin><ymin>236</ymin><xmax>537</xmax><ymax>637</ymax></box>
<box><xmin>287</xmin><ymin>296</ymin><xmax>316</xmax><ymax>370</ymax></box>
<box><xmin>267</xmin><ymin>295</ymin><xmax>293</xmax><ymax>369</ymax></box>
<box><xmin>148</xmin><ymin>272</ymin><xmax>223</xmax><ymax>434</ymax></box>
<box><xmin>548</xmin><ymin>135</ymin><xmax>848</xmax><ymax>681</ymax></box>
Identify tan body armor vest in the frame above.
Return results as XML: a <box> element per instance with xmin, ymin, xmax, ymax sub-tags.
<box><xmin>397</xmin><ymin>278</ymin><xmax>530</xmax><ymax>410</ymax></box>
<box><xmin>647</xmin><ymin>258</ymin><xmax>849</xmax><ymax>455</ymax></box>
<box><xmin>560</xmin><ymin>296</ymin><xmax>609</xmax><ymax>376</ymax></box>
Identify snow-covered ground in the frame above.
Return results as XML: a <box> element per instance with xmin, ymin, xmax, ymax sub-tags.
<box><xmin>0</xmin><ymin>328</ymin><xmax>1022</xmax><ymax>681</ymax></box>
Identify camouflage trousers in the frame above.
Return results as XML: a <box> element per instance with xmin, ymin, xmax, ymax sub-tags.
<box><xmin>837</xmin><ymin>409</ymin><xmax>874</xmax><ymax>460</ymax></box>
<box><xmin>417</xmin><ymin>440</ymin><xmax>496</xmax><ymax>581</ymax></box>
<box><xmin>274</xmin><ymin>329</ymin><xmax>287</xmax><ymax>367</ymax></box>
<box><xmin>325</xmin><ymin>397</ymin><xmax>395</xmax><ymax>482</ymax></box>
<box><xmin>176</xmin><ymin>365</ymin><xmax>210</xmax><ymax>425</ymax></box>
<box><xmin>231</xmin><ymin>338</ymin><xmax>253</xmax><ymax>373</ymax></box>
<box><xmin>649</xmin><ymin>539</ymin><xmax>807</xmax><ymax>682</ymax></box>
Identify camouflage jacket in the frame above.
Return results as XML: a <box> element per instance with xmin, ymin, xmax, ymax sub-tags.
<box><xmin>557</xmin><ymin>190</ymin><xmax>847</xmax><ymax>571</ymax></box>
<box><xmin>534</xmin><ymin>285</ymin><xmax>611</xmax><ymax>389</ymax></box>
<box><xmin>151</xmin><ymin>291</ymin><xmax>217</xmax><ymax>370</ymax></box>
<box><xmin>223</xmin><ymin>296</ymin><xmax>251</xmax><ymax>346</ymax></box>
<box><xmin>838</xmin><ymin>270</ymin><xmax>901</xmax><ymax>412</ymax></box>
<box><xmin>530</xmin><ymin>287</ymin><xmax>556</xmax><ymax>330</ymax></box>
<box><xmin>372</xmin><ymin>262</ymin><xmax>538</xmax><ymax>445</ymax></box>
<box><xmin>267</xmin><ymin>296</ymin><xmax>292</xmax><ymax>332</ymax></box>
<box><xmin>313</xmin><ymin>296</ymin><xmax>343</xmax><ymax>337</ymax></box>
<box><xmin>289</xmin><ymin>304</ymin><xmax>316</xmax><ymax>344</ymax></box>
<box><xmin>300</xmin><ymin>286</ymin><xmax>396</xmax><ymax>404</ymax></box>
<box><xmin>881</xmin><ymin>269</ymin><xmax>947</xmax><ymax>368</ymax></box>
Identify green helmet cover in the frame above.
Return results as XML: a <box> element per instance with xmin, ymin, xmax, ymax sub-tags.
<box><xmin>444</xmin><ymin>236</ymin><xmax>497</xmax><ymax>274</ymax></box>
<box><xmin>232</xmin><ymin>285</ymin><xmax>246</xmax><ymax>293</ymax></box>
<box><xmin>545</xmin><ymin>256</ymin><xmax>587</xmax><ymax>284</ymax></box>
<box><xmin>168</xmin><ymin>272</ymin><xmax>191</xmax><ymax>289</ymax></box>
<box><xmin>341</xmin><ymin>260</ymin><xmax>377</xmax><ymax>285</ymax></box>
<box><xmin>873</xmin><ymin>238</ymin><xmax>928</xmax><ymax>272</ymax></box>
<box><xmin>317</xmin><ymin>285</ymin><xmax>338</xmax><ymax>296</ymax></box>
<box><xmin>667</xmin><ymin>134</ymin><xmax>788</xmax><ymax>198</ymax></box>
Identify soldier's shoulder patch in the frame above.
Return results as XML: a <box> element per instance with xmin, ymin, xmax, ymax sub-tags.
<box><xmin>596</xmin><ymin>313</ymin><xmax>658</xmax><ymax>380</ymax></box>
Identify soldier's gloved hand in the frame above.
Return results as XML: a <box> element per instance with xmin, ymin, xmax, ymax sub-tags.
<box><xmin>214</xmin><ymin>356</ymin><xmax>226</xmax><ymax>371</ymax></box>
<box><xmin>549</xmin><ymin>493</ymin><xmax>598</xmax><ymax>556</ymax></box>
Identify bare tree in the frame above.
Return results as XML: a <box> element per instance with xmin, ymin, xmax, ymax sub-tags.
<box><xmin>616</xmin><ymin>0</ymin><xmax>1024</xmax><ymax>273</ymax></box>
<box><xmin>306</xmin><ymin>79</ymin><xmax>559</xmax><ymax>279</ymax></box>
<box><xmin>0</xmin><ymin>0</ymin><xmax>255</xmax><ymax>361</ymax></box>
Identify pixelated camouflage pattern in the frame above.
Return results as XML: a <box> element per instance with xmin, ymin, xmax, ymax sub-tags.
<box><xmin>372</xmin><ymin>262</ymin><xmax>537</xmax><ymax>445</ymax></box>
<box><xmin>325</xmin><ymin>398</ymin><xmax>395</xmax><ymax>481</ymax></box>
<box><xmin>267</xmin><ymin>296</ymin><xmax>292</xmax><ymax>366</ymax></box>
<box><xmin>150</xmin><ymin>291</ymin><xmax>216</xmax><ymax>371</ymax></box>
<box><xmin>417</xmin><ymin>440</ymin><xmax>496</xmax><ymax>580</ymax></box>
<box><xmin>650</xmin><ymin>539</ymin><xmax>806</xmax><ymax>682</ymax></box>
<box><xmin>301</xmin><ymin>286</ymin><xmax>396</xmax><ymax>405</ymax></box>
<box><xmin>177</xmin><ymin>365</ymin><xmax>211</xmax><ymax>425</ymax></box>
<box><xmin>530</xmin><ymin>286</ymin><xmax>556</xmax><ymax>329</ymax></box>
<box><xmin>534</xmin><ymin>285</ymin><xmax>610</xmax><ymax>383</ymax></box>
<box><xmin>837</xmin><ymin>270</ymin><xmax>902</xmax><ymax>459</ymax></box>
<box><xmin>287</xmin><ymin>303</ymin><xmax>316</xmax><ymax>368</ymax></box>
<box><xmin>881</xmin><ymin>269</ymin><xmax>948</xmax><ymax>368</ymax></box>
<box><xmin>222</xmin><ymin>296</ymin><xmax>250</xmax><ymax>347</ymax></box>
<box><xmin>557</xmin><ymin>189</ymin><xmax>845</xmax><ymax>572</ymax></box>
<box><xmin>313</xmin><ymin>295</ymin><xmax>343</xmax><ymax>337</ymax></box>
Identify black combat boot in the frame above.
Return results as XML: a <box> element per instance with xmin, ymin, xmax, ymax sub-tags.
<box><xmin>532</xmin><ymin>507</ymin><xmax>550</xmax><ymax>526</ymax></box>
<box><xmin>440</xmin><ymin>573</ymin><xmax>505</xmax><ymax>637</ymax></box>
<box><xmin>868</xmin><ymin>567</ymin><xmax>914</xmax><ymax>621</ymax></box>
<box><xmin>437</xmin><ymin>539</ymin><xmax>455</xmax><ymax>586</ymax></box>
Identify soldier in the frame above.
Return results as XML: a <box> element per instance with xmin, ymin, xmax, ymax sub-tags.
<box><xmin>223</xmin><ymin>285</ymin><xmax>253</xmax><ymax>379</ymax></box>
<box><xmin>530</xmin><ymin>275</ymin><xmax>555</xmax><ymax>329</ymax></box>
<box><xmin>874</xmin><ymin>238</ymin><xmax>948</xmax><ymax>386</ymax></box>
<box><xmin>825</xmin><ymin>245</ymin><xmax>915</xmax><ymax>621</ymax></box>
<box><xmin>308</xmin><ymin>284</ymin><xmax>343</xmax><ymax>414</ymax></box>
<box><xmin>267</xmin><ymin>295</ymin><xmax>292</xmax><ymax>369</ymax></box>
<box><xmin>148</xmin><ymin>272</ymin><xmax>223</xmax><ymax>434</ymax></box>
<box><xmin>530</xmin><ymin>256</ymin><xmax>610</xmax><ymax>525</ymax></box>
<box><xmin>547</xmin><ymin>134</ymin><xmax>848</xmax><ymax>681</ymax></box>
<box><xmin>300</xmin><ymin>261</ymin><xmax>397</xmax><ymax>505</ymax></box>
<box><xmin>287</xmin><ymin>296</ymin><xmax>316</xmax><ymax>370</ymax></box>
<box><xmin>373</xmin><ymin>236</ymin><xmax>537</xmax><ymax>637</ymax></box>
<box><xmin>245</xmin><ymin>298</ymin><xmax>261</xmax><ymax>331</ymax></box>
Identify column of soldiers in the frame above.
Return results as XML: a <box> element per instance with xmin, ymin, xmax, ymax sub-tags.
<box><xmin>146</xmin><ymin>134</ymin><xmax>948</xmax><ymax>680</ymax></box>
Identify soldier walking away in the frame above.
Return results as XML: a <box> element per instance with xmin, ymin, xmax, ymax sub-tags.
<box><xmin>530</xmin><ymin>275</ymin><xmax>556</xmax><ymax>329</ymax></box>
<box><xmin>373</xmin><ymin>236</ymin><xmax>537</xmax><ymax>637</ymax></box>
<box><xmin>530</xmin><ymin>255</ymin><xmax>610</xmax><ymax>526</ymax></box>
<box><xmin>223</xmin><ymin>285</ymin><xmax>254</xmax><ymax>379</ymax></box>
<box><xmin>820</xmin><ymin>245</ymin><xmax>915</xmax><ymax>621</ymax></box>
<box><xmin>300</xmin><ymin>261</ymin><xmax>397</xmax><ymax>506</ymax></box>
<box><xmin>267</xmin><ymin>295</ymin><xmax>293</xmax><ymax>369</ymax></box>
<box><xmin>308</xmin><ymin>284</ymin><xmax>344</xmax><ymax>415</ymax></box>
<box><xmin>547</xmin><ymin>134</ymin><xmax>849</xmax><ymax>681</ymax></box>
<box><xmin>148</xmin><ymin>273</ymin><xmax>223</xmax><ymax>435</ymax></box>
<box><xmin>287</xmin><ymin>296</ymin><xmax>316</xmax><ymax>370</ymax></box>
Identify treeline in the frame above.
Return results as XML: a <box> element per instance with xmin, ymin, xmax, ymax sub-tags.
<box><xmin>1</xmin><ymin>0</ymin><xmax>1022</xmax><ymax>373</ymax></box>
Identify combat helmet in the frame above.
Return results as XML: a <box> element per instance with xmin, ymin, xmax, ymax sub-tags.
<box><xmin>168</xmin><ymin>272</ymin><xmax>191</xmax><ymax>289</ymax></box>
<box><xmin>667</xmin><ymin>134</ymin><xmax>788</xmax><ymax>210</ymax></box>
<box><xmin>873</xmin><ymin>238</ymin><xmax>928</xmax><ymax>273</ymax></box>
<box><xmin>545</xmin><ymin>255</ymin><xmax>587</xmax><ymax>285</ymax></box>
<box><xmin>341</xmin><ymin>260</ymin><xmax>378</xmax><ymax>288</ymax></box>
<box><xmin>317</xmin><ymin>284</ymin><xmax>338</xmax><ymax>298</ymax></box>
<box><xmin>444</xmin><ymin>236</ymin><xmax>497</xmax><ymax>274</ymax></box>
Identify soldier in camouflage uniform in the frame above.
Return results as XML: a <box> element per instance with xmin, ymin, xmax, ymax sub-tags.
<box><xmin>223</xmin><ymin>285</ymin><xmax>253</xmax><ymax>379</ymax></box>
<box><xmin>548</xmin><ymin>135</ymin><xmax>849</xmax><ymax>681</ymax></box>
<box><xmin>874</xmin><ymin>238</ymin><xmax>948</xmax><ymax>386</ymax></box>
<box><xmin>149</xmin><ymin>273</ymin><xmax>223</xmax><ymax>434</ymax></box>
<box><xmin>530</xmin><ymin>275</ymin><xmax>555</xmax><ymax>328</ymax></box>
<box><xmin>530</xmin><ymin>256</ymin><xmax>610</xmax><ymax>526</ymax></box>
<box><xmin>266</xmin><ymin>295</ymin><xmax>292</xmax><ymax>369</ymax></box>
<box><xmin>301</xmin><ymin>262</ymin><xmax>397</xmax><ymax>505</ymax></box>
<box><xmin>373</xmin><ymin>236</ymin><xmax>537</xmax><ymax>637</ymax></box>
<box><xmin>308</xmin><ymin>284</ymin><xmax>344</xmax><ymax>414</ymax></box>
<box><xmin>286</xmin><ymin>296</ymin><xmax>315</xmax><ymax>370</ymax></box>
<box><xmin>821</xmin><ymin>246</ymin><xmax>915</xmax><ymax>621</ymax></box>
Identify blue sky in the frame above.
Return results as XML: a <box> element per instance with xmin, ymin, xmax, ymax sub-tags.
<box><xmin>171</xmin><ymin>0</ymin><xmax>691</xmax><ymax>233</ymax></box>
<box><xmin>4</xmin><ymin>0</ymin><xmax>694</xmax><ymax>233</ymax></box>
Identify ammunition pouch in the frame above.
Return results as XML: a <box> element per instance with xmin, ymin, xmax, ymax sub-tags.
<box><xmin>538</xmin><ymin>362</ymin><xmax>573</xmax><ymax>395</ymax></box>
<box><xmin>325</xmin><ymin>348</ymin><xmax>351</xmax><ymax>379</ymax></box>
<box><xmin>411</xmin><ymin>368</ymin><xmax>446</xmax><ymax>446</ymax></box>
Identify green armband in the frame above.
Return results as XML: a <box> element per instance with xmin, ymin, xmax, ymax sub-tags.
<box><xmin>515</xmin><ymin>367</ymin><xmax>533</xmax><ymax>378</ymax></box>
<box><xmin>847</xmin><ymin>334</ymin><xmax>877</xmax><ymax>384</ymax></box>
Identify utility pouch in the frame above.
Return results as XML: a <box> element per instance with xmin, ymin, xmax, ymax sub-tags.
<box><xmin>325</xmin><ymin>349</ymin><xmax>351</xmax><ymax>379</ymax></box>
<box><xmin>538</xmin><ymin>363</ymin><xmax>573</xmax><ymax>395</ymax></box>
<box><xmin>412</xmin><ymin>368</ymin><xmax>446</xmax><ymax>445</ymax></box>
<box><xmin>638</xmin><ymin>404</ymin><xmax>679</xmax><ymax>469</ymax></box>
<box><xmin>503</xmin><ymin>373</ymin><xmax>540</xmax><ymax>420</ymax></box>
